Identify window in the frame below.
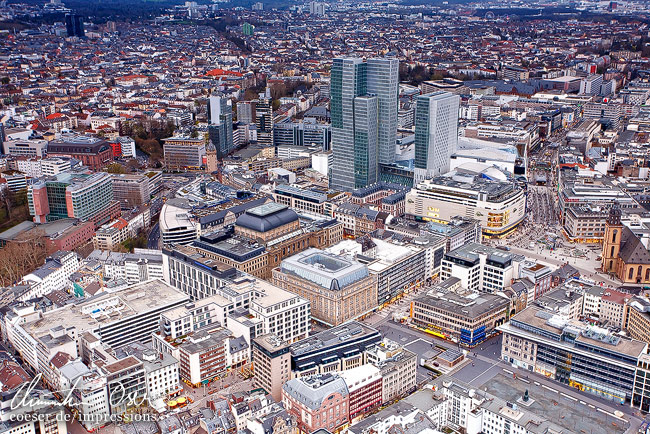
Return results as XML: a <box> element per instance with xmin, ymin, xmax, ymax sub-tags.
<box><xmin>629</xmin><ymin>268</ymin><xmax>634</xmax><ymax>280</ymax></box>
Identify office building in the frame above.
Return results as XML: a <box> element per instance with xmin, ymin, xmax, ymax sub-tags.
<box><xmin>252</xmin><ymin>334</ymin><xmax>291</xmax><ymax>402</ymax></box>
<box><xmin>309</xmin><ymin>1</ymin><xmax>326</xmax><ymax>15</ymax></box>
<box><xmin>500</xmin><ymin>307</ymin><xmax>647</xmax><ymax>404</ymax></box>
<box><xmin>414</xmin><ymin>91</ymin><xmax>460</xmax><ymax>182</ymax></box>
<box><xmin>99</xmin><ymin>356</ymin><xmax>147</xmax><ymax>415</ymax></box>
<box><xmin>273</xmin><ymin>118</ymin><xmax>331</xmax><ymax>150</ymax></box>
<box><xmin>159</xmin><ymin>199</ymin><xmax>200</xmax><ymax>245</ymax></box>
<box><xmin>3</xmin><ymin>138</ymin><xmax>47</xmax><ymax>157</ymax></box>
<box><xmin>172</xmin><ymin>203</ymin><xmax>343</xmax><ymax>279</ymax></box>
<box><xmin>626</xmin><ymin>297</ymin><xmax>650</xmax><ymax>345</ymax></box>
<box><xmin>207</xmin><ymin>96</ymin><xmax>234</xmax><ymax>160</ymax></box>
<box><xmin>163</xmin><ymin>137</ymin><xmax>206</xmax><ymax>170</ymax></box>
<box><xmin>290</xmin><ymin>321</ymin><xmax>382</xmax><ymax>377</ymax></box>
<box><xmin>411</xmin><ymin>277</ymin><xmax>510</xmax><ymax>346</ymax></box>
<box><xmin>273</xmin><ymin>184</ymin><xmax>328</xmax><ymax>215</ymax></box>
<box><xmin>330</xmin><ymin>57</ymin><xmax>399</xmax><ymax>191</ymax></box>
<box><xmin>367</xmin><ymin>58</ymin><xmax>399</xmax><ymax>166</ymax></box>
<box><xmin>27</xmin><ymin>171</ymin><xmax>120</xmax><ymax>226</ymax></box>
<box><xmin>177</xmin><ymin>328</ymin><xmax>230</xmax><ymax>386</ymax></box>
<box><xmin>272</xmin><ymin>248</ymin><xmax>377</xmax><ymax>326</ymax></box>
<box><xmin>340</xmin><ymin>365</ymin><xmax>382</xmax><ymax>420</ymax></box>
<box><xmin>366</xmin><ymin>340</ymin><xmax>418</xmax><ymax>403</ymax></box>
<box><xmin>41</xmin><ymin>158</ymin><xmax>71</xmax><ymax>176</ymax></box>
<box><xmin>64</xmin><ymin>13</ymin><xmax>84</xmax><ymax>37</ymax></box>
<box><xmin>92</xmin><ymin>217</ymin><xmax>130</xmax><ymax>250</ymax></box>
<box><xmin>47</xmin><ymin>135</ymin><xmax>111</xmax><ymax>169</ymax></box>
<box><xmin>441</xmin><ymin>243</ymin><xmax>520</xmax><ymax>294</ymax></box>
<box><xmin>111</xmin><ymin>173</ymin><xmax>151</xmax><ymax>209</ymax></box>
<box><xmin>327</xmin><ymin>237</ymin><xmax>425</xmax><ymax>307</ymax></box>
<box><xmin>580</xmin><ymin>74</ymin><xmax>603</xmax><ymax>96</ymax></box>
<box><xmin>237</xmin><ymin>101</ymin><xmax>254</xmax><ymax>124</ymax></box>
<box><xmin>4</xmin><ymin>280</ymin><xmax>189</xmax><ymax>374</ymax></box>
<box><xmin>255</xmin><ymin>95</ymin><xmax>273</xmax><ymax>147</ymax></box>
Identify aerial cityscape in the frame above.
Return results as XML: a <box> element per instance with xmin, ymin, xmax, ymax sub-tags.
<box><xmin>1</xmin><ymin>0</ymin><xmax>650</xmax><ymax>433</ymax></box>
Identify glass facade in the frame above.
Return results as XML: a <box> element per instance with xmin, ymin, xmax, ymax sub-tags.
<box><xmin>330</xmin><ymin>57</ymin><xmax>397</xmax><ymax>191</ymax></box>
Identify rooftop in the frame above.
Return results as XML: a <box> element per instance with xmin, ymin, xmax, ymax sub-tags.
<box><xmin>24</xmin><ymin>280</ymin><xmax>189</xmax><ymax>339</ymax></box>
<box><xmin>279</xmin><ymin>248</ymin><xmax>370</xmax><ymax>291</ymax></box>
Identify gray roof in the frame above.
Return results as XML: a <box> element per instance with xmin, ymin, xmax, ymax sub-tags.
<box><xmin>236</xmin><ymin>203</ymin><xmax>299</xmax><ymax>233</ymax></box>
<box><xmin>282</xmin><ymin>374</ymin><xmax>348</xmax><ymax>410</ymax></box>
<box><xmin>280</xmin><ymin>248</ymin><xmax>369</xmax><ymax>291</ymax></box>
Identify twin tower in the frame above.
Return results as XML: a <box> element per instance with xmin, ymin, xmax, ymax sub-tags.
<box><xmin>329</xmin><ymin>57</ymin><xmax>459</xmax><ymax>191</ymax></box>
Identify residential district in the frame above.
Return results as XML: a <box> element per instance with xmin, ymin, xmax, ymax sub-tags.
<box><xmin>2</xmin><ymin>0</ymin><xmax>650</xmax><ymax>433</ymax></box>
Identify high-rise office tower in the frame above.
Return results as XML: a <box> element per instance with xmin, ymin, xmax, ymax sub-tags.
<box><xmin>353</xmin><ymin>95</ymin><xmax>378</xmax><ymax>188</ymax></box>
<box><xmin>65</xmin><ymin>14</ymin><xmax>85</xmax><ymax>38</ymax></box>
<box><xmin>413</xmin><ymin>91</ymin><xmax>460</xmax><ymax>182</ymax></box>
<box><xmin>255</xmin><ymin>90</ymin><xmax>274</xmax><ymax>148</ymax></box>
<box><xmin>367</xmin><ymin>58</ymin><xmax>399</xmax><ymax>166</ymax></box>
<box><xmin>207</xmin><ymin>96</ymin><xmax>234</xmax><ymax>164</ymax></box>
<box><xmin>329</xmin><ymin>57</ymin><xmax>399</xmax><ymax>191</ymax></box>
<box><xmin>237</xmin><ymin>101</ymin><xmax>254</xmax><ymax>124</ymax></box>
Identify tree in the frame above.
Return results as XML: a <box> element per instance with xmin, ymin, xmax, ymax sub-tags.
<box><xmin>0</xmin><ymin>229</ymin><xmax>49</xmax><ymax>286</ymax></box>
<box><xmin>126</xmin><ymin>159</ymin><xmax>141</xmax><ymax>171</ymax></box>
<box><xmin>105</xmin><ymin>163</ymin><xmax>127</xmax><ymax>174</ymax></box>
<box><xmin>0</xmin><ymin>77</ymin><xmax>9</xmax><ymax>85</ymax></box>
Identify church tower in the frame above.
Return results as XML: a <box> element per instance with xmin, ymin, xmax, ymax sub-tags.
<box><xmin>602</xmin><ymin>205</ymin><xmax>622</xmax><ymax>273</ymax></box>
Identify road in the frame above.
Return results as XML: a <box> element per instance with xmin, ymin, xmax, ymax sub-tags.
<box><xmin>147</xmin><ymin>222</ymin><xmax>160</xmax><ymax>249</ymax></box>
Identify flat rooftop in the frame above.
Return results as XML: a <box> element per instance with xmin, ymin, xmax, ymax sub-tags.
<box><xmin>290</xmin><ymin>321</ymin><xmax>380</xmax><ymax>357</ymax></box>
<box><xmin>505</xmin><ymin>307</ymin><xmax>647</xmax><ymax>359</ymax></box>
<box><xmin>415</xmin><ymin>290</ymin><xmax>509</xmax><ymax>319</ymax></box>
<box><xmin>25</xmin><ymin>280</ymin><xmax>189</xmax><ymax>338</ymax></box>
<box><xmin>247</xmin><ymin>202</ymin><xmax>288</xmax><ymax>217</ymax></box>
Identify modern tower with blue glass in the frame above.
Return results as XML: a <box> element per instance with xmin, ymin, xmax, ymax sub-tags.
<box><xmin>329</xmin><ymin>57</ymin><xmax>398</xmax><ymax>191</ymax></box>
<box><xmin>414</xmin><ymin>91</ymin><xmax>460</xmax><ymax>183</ymax></box>
<box><xmin>207</xmin><ymin>96</ymin><xmax>234</xmax><ymax>160</ymax></box>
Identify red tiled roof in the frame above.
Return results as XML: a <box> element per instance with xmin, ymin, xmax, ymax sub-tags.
<box><xmin>205</xmin><ymin>68</ymin><xmax>243</xmax><ymax>77</ymax></box>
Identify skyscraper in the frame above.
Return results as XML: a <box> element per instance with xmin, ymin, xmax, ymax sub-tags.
<box><xmin>65</xmin><ymin>14</ymin><xmax>85</xmax><ymax>38</ymax></box>
<box><xmin>329</xmin><ymin>57</ymin><xmax>398</xmax><ymax>191</ymax></box>
<box><xmin>367</xmin><ymin>58</ymin><xmax>399</xmax><ymax>166</ymax></box>
<box><xmin>255</xmin><ymin>90</ymin><xmax>274</xmax><ymax>148</ymax></box>
<box><xmin>414</xmin><ymin>91</ymin><xmax>460</xmax><ymax>182</ymax></box>
<box><xmin>207</xmin><ymin>96</ymin><xmax>234</xmax><ymax>162</ymax></box>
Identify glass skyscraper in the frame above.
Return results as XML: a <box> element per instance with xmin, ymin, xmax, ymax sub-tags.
<box><xmin>367</xmin><ymin>58</ymin><xmax>399</xmax><ymax>166</ymax></box>
<box><xmin>207</xmin><ymin>96</ymin><xmax>234</xmax><ymax>159</ymax></box>
<box><xmin>330</xmin><ymin>57</ymin><xmax>398</xmax><ymax>191</ymax></box>
<box><xmin>414</xmin><ymin>91</ymin><xmax>460</xmax><ymax>183</ymax></box>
